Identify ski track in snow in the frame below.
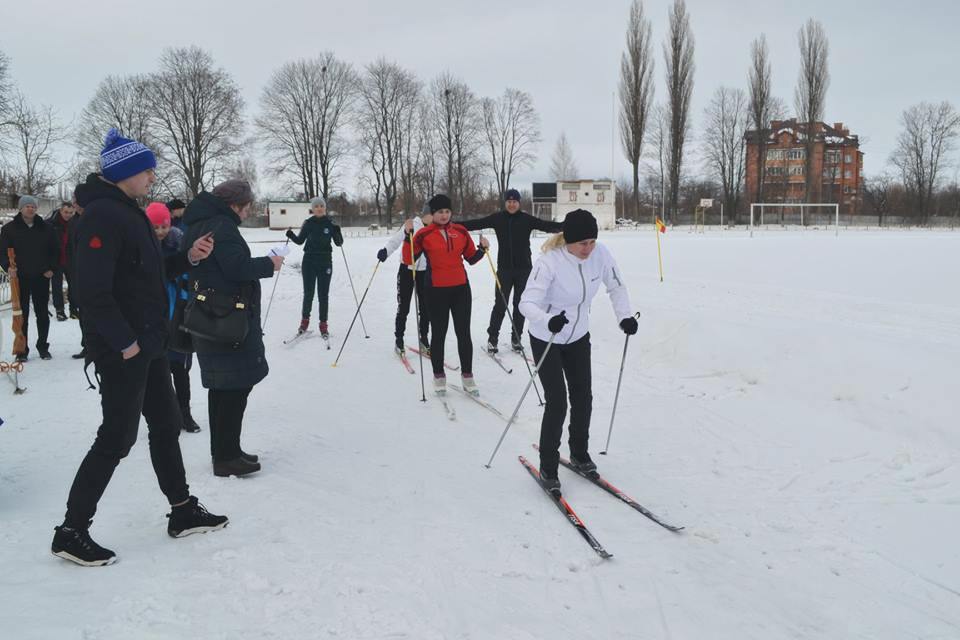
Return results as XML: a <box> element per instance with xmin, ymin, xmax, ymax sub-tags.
<box><xmin>1</xmin><ymin>227</ymin><xmax>958</xmax><ymax>639</ymax></box>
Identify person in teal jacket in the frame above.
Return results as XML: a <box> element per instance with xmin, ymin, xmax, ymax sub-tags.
<box><xmin>286</xmin><ymin>196</ymin><xmax>343</xmax><ymax>338</ymax></box>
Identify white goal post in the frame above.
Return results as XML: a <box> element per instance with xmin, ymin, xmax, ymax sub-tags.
<box><xmin>750</xmin><ymin>203</ymin><xmax>840</xmax><ymax>237</ymax></box>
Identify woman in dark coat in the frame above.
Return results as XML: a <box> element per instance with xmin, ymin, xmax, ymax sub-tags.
<box><xmin>182</xmin><ymin>180</ymin><xmax>283</xmax><ymax>477</ymax></box>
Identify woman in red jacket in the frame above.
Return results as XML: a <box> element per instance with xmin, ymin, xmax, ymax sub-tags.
<box><xmin>403</xmin><ymin>194</ymin><xmax>489</xmax><ymax>396</ymax></box>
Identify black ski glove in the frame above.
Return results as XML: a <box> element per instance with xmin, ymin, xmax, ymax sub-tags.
<box><xmin>285</xmin><ymin>229</ymin><xmax>296</xmax><ymax>241</ymax></box>
<box><xmin>620</xmin><ymin>317</ymin><xmax>638</xmax><ymax>335</ymax></box>
<box><xmin>377</xmin><ymin>248</ymin><xmax>388</xmax><ymax>262</ymax></box>
<box><xmin>547</xmin><ymin>311</ymin><xmax>569</xmax><ymax>334</ymax></box>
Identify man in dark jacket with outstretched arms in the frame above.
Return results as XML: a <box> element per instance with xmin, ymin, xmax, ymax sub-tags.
<box><xmin>51</xmin><ymin>129</ymin><xmax>229</xmax><ymax>568</ymax></box>
<box><xmin>460</xmin><ymin>188</ymin><xmax>562</xmax><ymax>353</ymax></box>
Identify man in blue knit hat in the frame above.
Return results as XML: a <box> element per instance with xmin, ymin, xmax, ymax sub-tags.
<box><xmin>51</xmin><ymin>129</ymin><xmax>229</xmax><ymax>567</ymax></box>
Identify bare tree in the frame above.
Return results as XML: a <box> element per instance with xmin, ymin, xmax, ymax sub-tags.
<box><xmin>397</xmin><ymin>91</ymin><xmax>427</xmax><ymax>216</ymax></box>
<box><xmin>481</xmin><ymin>88</ymin><xmax>541</xmax><ymax>206</ymax></box>
<box><xmin>664</xmin><ymin>0</ymin><xmax>695</xmax><ymax>222</ymax></box>
<box><xmin>148</xmin><ymin>46</ymin><xmax>244</xmax><ymax>197</ymax></box>
<box><xmin>5</xmin><ymin>92</ymin><xmax>66</xmax><ymax>195</ymax></box>
<box><xmin>256</xmin><ymin>53</ymin><xmax>356</xmax><ymax>201</ymax></box>
<box><xmin>747</xmin><ymin>35</ymin><xmax>774</xmax><ymax>205</ymax></box>
<box><xmin>862</xmin><ymin>173</ymin><xmax>897</xmax><ymax>226</ymax></box>
<box><xmin>0</xmin><ymin>50</ymin><xmax>13</xmax><ymax>128</ymax></box>
<box><xmin>415</xmin><ymin>101</ymin><xmax>440</xmax><ymax>199</ymax></box>
<box><xmin>890</xmin><ymin>101</ymin><xmax>960</xmax><ymax>221</ymax></box>
<box><xmin>618</xmin><ymin>0</ymin><xmax>655</xmax><ymax>220</ymax></box>
<box><xmin>358</xmin><ymin>59</ymin><xmax>420</xmax><ymax>227</ymax></box>
<box><xmin>75</xmin><ymin>75</ymin><xmax>156</xmax><ymax>174</ymax></box>
<box><xmin>642</xmin><ymin>103</ymin><xmax>669</xmax><ymax>222</ymax></box>
<box><xmin>702</xmin><ymin>87</ymin><xmax>748</xmax><ymax>223</ymax></box>
<box><xmin>550</xmin><ymin>132</ymin><xmax>578</xmax><ymax>180</ymax></box>
<box><xmin>794</xmin><ymin>19</ymin><xmax>830</xmax><ymax>203</ymax></box>
<box><xmin>430</xmin><ymin>73</ymin><xmax>480</xmax><ymax>211</ymax></box>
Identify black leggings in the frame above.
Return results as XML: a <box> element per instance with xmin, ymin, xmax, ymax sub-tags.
<box><xmin>428</xmin><ymin>284</ymin><xmax>473</xmax><ymax>376</ymax></box>
<box><xmin>530</xmin><ymin>333</ymin><xmax>592</xmax><ymax>476</ymax></box>
<box><xmin>395</xmin><ymin>265</ymin><xmax>430</xmax><ymax>345</ymax></box>
<box><xmin>208</xmin><ymin>387</ymin><xmax>253</xmax><ymax>462</ymax></box>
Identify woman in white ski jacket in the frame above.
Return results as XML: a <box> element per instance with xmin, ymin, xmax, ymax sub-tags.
<box><xmin>377</xmin><ymin>203</ymin><xmax>432</xmax><ymax>354</ymax></box>
<box><xmin>518</xmin><ymin>209</ymin><xmax>638</xmax><ymax>494</ymax></box>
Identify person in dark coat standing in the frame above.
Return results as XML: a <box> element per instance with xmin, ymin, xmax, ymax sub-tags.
<box><xmin>52</xmin><ymin>129</ymin><xmax>228</xmax><ymax>567</ymax></box>
<box><xmin>49</xmin><ymin>201</ymin><xmax>79</xmax><ymax>320</ymax></box>
<box><xmin>285</xmin><ymin>196</ymin><xmax>342</xmax><ymax>338</ymax></box>
<box><xmin>167</xmin><ymin>198</ymin><xmax>187</xmax><ymax>231</ymax></box>
<box><xmin>461</xmin><ymin>188</ymin><xmax>562</xmax><ymax>354</ymax></box>
<box><xmin>182</xmin><ymin>180</ymin><xmax>283</xmax><ymax>478</ymax></box>
<box><xmin>146</xmin><ymin>202</ymin><xmax>201</xmax><ymax>433</ymax></box>
<box><xmin>0</xmin><ymin>195</ymin><xmax>58</xmax><ymax>361</ymax></box>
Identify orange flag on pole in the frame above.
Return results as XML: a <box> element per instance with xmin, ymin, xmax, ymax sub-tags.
<box><xmin>656</xmin><ymin>218</ymin><xmax>667</xmax><ymax>233</ymax></box>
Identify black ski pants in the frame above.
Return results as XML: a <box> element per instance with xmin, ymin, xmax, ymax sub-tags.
<box><xmin>488</xmin><ymin>267</ymin><xmax>531</xmax><ymax>346</ymax></box>
<box><xmin>301</xmin><ymin>255</ymin><xmax>333</xmax><ymax>321</ymax></box>
<box><xmin>530</xmin><ymin>333</ymin><xmax>592</xmax><ymax>476</ymax></box>
<box><xmin>395</xmin><ymin>264</ymin><xmax>430</xmax><ymax>345</ymax></box>
<box><xmin>208</xmin><ymin>387</ymin><xmax>252</xmax><ymax>462</ymax></box>
<box><xmin>428</xmin><ymin>284</ymin><xmax>473</xmax><ymax>376</ymax></box>
<box><xmin>63</xmin><ymin>353</ymin><xmax>190</xmax><ymax>529</ymax></box>
<box><xmin>16</xmin><ymin>273</ymin><xmax>51</xmax><ymax>353</ymax></box>
<box><xmin>169</xmin><ymin>357</ymin><xmax>193</xmax><ymax>418</ymax></box>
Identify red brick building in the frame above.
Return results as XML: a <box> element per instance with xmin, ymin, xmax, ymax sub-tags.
<box><xmin>745</xmin><ymin>119</ymin><xmax>864</xmax><ymax>214</ymax></box>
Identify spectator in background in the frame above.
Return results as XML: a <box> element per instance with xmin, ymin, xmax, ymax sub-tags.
<box><xmin>167</xmin><ymin>198</ymin><xmax>187</xmax><ymax>231</ymax></box>
<box><xmin>147</xmin><ymin>202</ymin><xmax>202</xmax><ymax>434</ymax></box>
<box><xmin>0</xmin><ymin>195</ymin><xmax>58</xmax><ymax>361</ymax></box>
<box><xmin>49</xmin><ymin>201</ymin><xmax>79</xmax><ymax>321</ymax></box>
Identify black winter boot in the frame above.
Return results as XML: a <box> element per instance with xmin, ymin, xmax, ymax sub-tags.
<box><xmin>51</xmin><ymin>523</ymin><xmax>116</xmax><ymax>566</ymax></box>
<box><xmin>167</xmin><ymin>496</ymin><xmax>229</xmax><ymax>538</ymax></box>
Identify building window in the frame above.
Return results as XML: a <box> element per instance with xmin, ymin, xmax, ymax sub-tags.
<box><xmin>825</xmin><ymin>150</ymin><xmax>840</xmax><ymax>164</ymax></box>
<box><xmin>766</xmin><ymin>149</ymin><xmax>785</xmax><ymax>161</ymax></box>
<box><xmin>844</xmin><ymin>170</ymin><xmax>853</xmax><ymax>179</ymax></box>
<box><xmin>844</xmin><ymin>154</ymin><xmax>852</xmax><ymax>163</ymax></box>
<box><xmin>569</xmin><ymin>191</ymin><xmax>578</xmax><ymax>202</ymax></box>
<box><xmin>787</xmin><ymin>148</ymin><xmax>805</xmax><ymax>160</ymax></box>
<box><xmin>561</xmin><ymin>182</ymin><xmax>579</xmax><ymax>191</ymax></box>
<box><xmin>766</xmin><ymin>166</ymin><xmax>784</xmax><ymax>176</ymax></box>
<box><xmin>597</xmin><ymin>192</ymin><xmax>605</xmax><ymax>203</ymax></box>
<box><xmin>789</xmin><ymin>166</ymin><xmax>804</xmax><ymax>176</ymax></box>
<box><xmin>592</xmin><ymin>183</ymin><xmax>611</xmax><ymax>191</ymax></box>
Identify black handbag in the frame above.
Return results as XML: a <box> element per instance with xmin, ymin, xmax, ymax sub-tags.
<box><xmin>181</xmin><ymin>287</ymin><xmax>250</xmax><ymax>345</ymax></box>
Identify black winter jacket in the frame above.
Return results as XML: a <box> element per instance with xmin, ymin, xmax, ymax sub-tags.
<box><xmin>285</xmin><ymin>215</ymin><xmax>343</xmax><ymax>258</ymax></box>
<box><xmin>460</xmin><ymin>210</ymin><xmax>562</xmax><ymax>270</ymax></box>
<box><xmin>182</xmin><ymin>192</ymin><xmax>275</xmax><ymax>390</ymax></box>
<box><xmin>72</xmin><ymin>173</ymin><xmax>192</xmax><ymax>359</ymax></box>
<box><xmin>50</xmin><ymin>210</ymin><xmax>79</xmax><ymax>271</ymax></box>
<box><xmin>0</xmin><ymin>213</ymin><xmax>58</xmax><ymax>277</ymax></box>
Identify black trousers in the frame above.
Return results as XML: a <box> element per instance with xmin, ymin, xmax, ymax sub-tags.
<box><xmin>169</xmin><ymin>358</ymin><xmax>192</xmax><ymax>417</ymax></box>
<box><xmin>301</xmin><ymin>255</ymin><xmax>332</xmax><ymax>321</ymax></box>
<box><xmin>395</xmin><ymin>264</ymin><xmax>430</xmax><ymax>345</ymax></box>
<box><xmin>530</xmin><ymin>333</ymin><xmax>592</xmax><ymax>476</ymax></box>
<box><xmin>50</xmin><ymin>268</ymin><xmax>75</xmax><ymax>313</ymax></box>
<box><xmin>428</xmin><ymin>284</ymin><xmax>473</xmax><ymax>376</ymax></box>
<box><xmin>208</xmin><ymin>387</ymin><xmax>252</xmax><ymax>462</ymax></box>
<box><xmin>488</xmin><ymin>268</ymin><xmax>531</xmax><ymax>345</ymax></box>
<box><xmin>17</xmin><ymin>273</ymin><xmax>51</xmax><ymax>353</ymax></box>
<box><xmin>64</xmin><ymin>353</ymin><xmax>190</xmax><ymax>529</ymax></box>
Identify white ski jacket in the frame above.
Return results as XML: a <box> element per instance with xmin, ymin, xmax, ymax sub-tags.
<box><xmin>383</xmin><ymin>217</ymin><xmax>427</xmax><ymax>271</ymax></box>
<box><xmin>519</xmin><ymin>243</ymin><xmax>632</xmax><ymax>345</ymax></box>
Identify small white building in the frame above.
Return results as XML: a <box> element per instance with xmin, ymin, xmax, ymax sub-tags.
<box><xmin>267</xmin><ymin>201</ymin><xmax>312</xmax><ymax>230</ymax></box>
<box><xmin>531</xmin><ymin>180</ymin><xmax>617</xmax><ymax>230</ymax></box>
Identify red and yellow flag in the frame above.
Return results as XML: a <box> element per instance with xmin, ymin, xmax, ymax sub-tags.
<box><xmin>656</xmin><ymin>218</ymin><xmax>667</xmax><ymax>234</ymax></box>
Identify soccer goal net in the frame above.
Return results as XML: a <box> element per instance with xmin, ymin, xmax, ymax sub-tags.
<box><xmin>749</xmin><ymin>203</ymin><xmax>840</xmax><ymax>237</ymax></box>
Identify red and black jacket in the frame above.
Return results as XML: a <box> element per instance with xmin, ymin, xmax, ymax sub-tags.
<box><xmin>403</xmin><ymin>222</ymin><xmax>485</xmax><ymax>288</ymax></box>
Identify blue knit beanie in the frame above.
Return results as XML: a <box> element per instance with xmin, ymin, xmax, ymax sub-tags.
<box><xmin>99</xmin><ymin>128</ymin><xmax>156</xmax><ymax>183</ymax></box>
<box><xmin>505</xmin><ymin>188</ymin><xmax>521</xmax><ymax>202</ymax></box>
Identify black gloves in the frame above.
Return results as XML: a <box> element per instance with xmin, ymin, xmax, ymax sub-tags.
<box><xmin>377</xmin><ymin>248</ymin><xmax>388</xmax><ymax>262</ymax></box>
<box><xmin>620</xmin><ymin>317</ymin><xmax>638</xmax><ymax>335</ymax></box>
<box><xmin>547</xmin><ymin>311</ymin><xmax>569</xmax><ymax>334</ymax></box>
<box><xmin>285</xmin><ymin>229</ymin><xmax>296</xmax><ymax>241</ymax></box>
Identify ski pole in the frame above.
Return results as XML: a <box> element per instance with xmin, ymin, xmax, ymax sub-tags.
<box><xmin>481</xmin><ymin>235</ymin><xmax>544</xmax><ymax>405</ymax></box>
<box><xmin>332</xmin><ymin>261</ymin><xmax>380</xmax><ymax>367</ymax></box>
<box><xmin>262</xmin><ymin>236</ymin><xmax>289</xmax><ymax>331</ymax></box>
<box><xmin>410</xmin><ymin>230</ymin><xmax>426</xmax><ymax>402</ymax></box>
<box><xmin>484</xmin><ymin>333</ymin><xmax>556</xmax><ymax>469</ymax></box>
<box><xmin>340</xmin><ymin>245</ymin><xmax>369</xmax><ymax>338</ymax></box>
<box><xmin>600</xmin><ymin>312</ymin><xmax>640</xmax><ymax>455</ymax></box>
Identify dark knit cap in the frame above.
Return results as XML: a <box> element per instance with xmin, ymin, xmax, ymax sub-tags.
<box><xmin>562</xmin><ymin>209</ymin><xmax>599</xmax><ymax>244</ymax></box>
<box><xmin>166</xmin><ymin>198</ymin><xmax>186</xmax><ymax>211</ymax></box>
<box><xmin>504</xmin><ymin>188</ymin><xmax>521</xmax><ymax>202</ymax></box>
<box><xmin>429</xmin><ymin>194</ymin><xmax>452</xmax><ymax>213</ymax></box>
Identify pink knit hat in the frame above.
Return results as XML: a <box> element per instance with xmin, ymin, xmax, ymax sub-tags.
<box><xmin>145</xmin><ymin>202</ymin><xmax>171</xmax><ymax>226</ymax></box>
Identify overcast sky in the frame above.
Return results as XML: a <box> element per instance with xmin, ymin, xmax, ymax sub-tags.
<box><xmin>5</xmin><ymin>0</ymin><xmax>960</xmax><ymax>197</ymax></box>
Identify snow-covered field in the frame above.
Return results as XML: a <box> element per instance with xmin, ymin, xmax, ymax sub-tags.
<box><xmin>1</xmin><ymin>226</ymin><xmax>958</xmax><ymax>639</ymax></box>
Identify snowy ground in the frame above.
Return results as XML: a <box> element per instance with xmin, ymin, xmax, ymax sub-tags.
<box><xmin>1</xmin><ymin>226</ymin><xmax>959</xmax><ymax>639</ymax></box>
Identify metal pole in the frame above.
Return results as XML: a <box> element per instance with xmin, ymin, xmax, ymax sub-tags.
<box><xmin>332</xmin><ymin>262</ymin><xmax>380</xmax><ymax>367</ymax></box>
<box><xmin>261</xmin><ymin>237</ymin><xmax>289</xmax><ymax>330</ymax></box>
<box><xmin>340</xmin><ymin>245</ymin><xmax>369</xmax><ymax>338</ymax></box>
<box><xmin>600</xmin><ymin>313</ymin><xmax>639</xmax><ymax>455</ymax></box>
<box><xmin>484</xmin><ymin>334</ymin><xmax>556</xmax><ymax>468</ymax></box>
